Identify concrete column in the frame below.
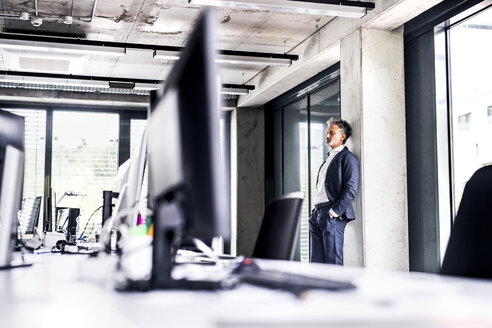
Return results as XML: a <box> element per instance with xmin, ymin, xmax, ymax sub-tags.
<box><xmin>231</xmin><ymin>107</ymin><xmax>265</xmax><ymax>257</ymax></box>
<box><xmin>340</xmin><ymin>27</ymin><xmax>409</xmax><ymax>270</ymax></box>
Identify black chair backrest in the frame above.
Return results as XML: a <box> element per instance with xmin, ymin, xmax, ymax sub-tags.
<box><xmin>441</xmin><ymin>165</ymin><xmax>492</xmax><ymax>279</ymax></box>
<box><xmin>252</xmin><ymin>192</ymin><xmax>304</xmax><ymax>261</ymax></box>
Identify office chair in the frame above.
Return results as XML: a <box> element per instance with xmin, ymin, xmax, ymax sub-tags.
<box><xmin>252</xmin><ymin>192</ymin><xmax>304</xmax><ymax>261</ymax></box>
<box><xmin>441</xmin><ymin>165</ymin><xmax>492</xmax><ymax>279</ymax></box>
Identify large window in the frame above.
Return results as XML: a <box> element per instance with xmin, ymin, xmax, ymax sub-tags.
<box><xmin>267</xmin><ymin>67</ymin><xmax>340</xmax><ymax>261</ymax></box>
<box><xmin>51</xmin><ymin>111</ymin><xmax>119</xmax><ymax>240</ymax></box>
<box><xmin>282</xmin><ymin>98</ymin><xmax>309</xmax><ymax>260</ymax></box>
<box><xmin>130</xmin><ymin>119</ymin><xmax>147</xmax><ymax>156</ymax></box>
<box><xmin>2</xmin><ymin>104</ymin><xmax>231</xmax><ymax>247</ymax></box>
<box><xmin>449</xmin><ymin>6</ymin><xmax>492</xmax><ymax>213</ymax></box>
<box><xmin>1</xmin><ymin>106</ymin><xmax>148</xmax><ymax>240</ymax></box>
<box><xmin>403</xmin><ymin>0</ymin><xmax>492</xmax><ymax>272</ymax></box>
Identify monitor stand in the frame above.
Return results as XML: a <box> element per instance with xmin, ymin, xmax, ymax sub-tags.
<box><xmin>119</xmin><ymin>199</ymin><xmax>236</xmax><ymax>292</ymax></box>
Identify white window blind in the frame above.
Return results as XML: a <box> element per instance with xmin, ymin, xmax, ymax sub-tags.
<box><xmin>51</xmin><ymin>111</ymin><xmax>119</xmax><ymax>241</ymax></box>
<box><xmin>5</xmin><ymin>109</ymin><xmax>46</xmax><ymax>199</ymax></box>
<box><xmin>130</xmin><ymin>119</ymin><xmax>147</xmax><ymax>156</ymax></box>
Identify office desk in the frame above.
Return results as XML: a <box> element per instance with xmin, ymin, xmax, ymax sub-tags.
<box><xmin>1</xmin><ymin>254</ymin><xmax>492</xmax><ymax>328</ymax></box>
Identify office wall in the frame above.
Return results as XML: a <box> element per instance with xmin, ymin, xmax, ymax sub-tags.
<box><xmin>341</xmin><ymin>27</ymin><xmax>409</xmax><ymax>270</ymax></box>
<box><xmin>231</xmin><ymin>107</ymin><xmax>265</xmax><ymax>257</ymax></box>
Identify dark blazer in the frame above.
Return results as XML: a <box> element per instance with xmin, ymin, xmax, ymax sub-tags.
<box><xmin>317</xmin><ymin>147</ymin><xmax>360</xmax><ymax>220</ymax></box>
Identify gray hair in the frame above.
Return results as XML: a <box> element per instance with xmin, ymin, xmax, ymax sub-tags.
<box><xmin>327</xmin><ymin>118</ymin><xmax>352</xmax><ymax>144</ymax></box>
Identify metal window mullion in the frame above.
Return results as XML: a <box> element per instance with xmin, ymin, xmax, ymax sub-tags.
<box><xmin>221</xmin><ymin>111</ymin><xmax>232</xmax><ymax>254</ymax></box>
<box><xmin>444</xmin><ymin>25</ymin><xmax>456</xmax><ymax>225</ymax></box>
<box><xmin>43</xmin><ymin>108</ymin><xmax>53</xmax><ymax>231</ymax></box>
<box><xmin>281</xmin><ymin>107</ymin><xmax>285</xmax><ymax>195</ymax></box>
<box><xmin>119</xmin><ymin>113</ymin><xmax>131</xmax><ymax>166</ymax></box>
<box><xmin>307</xmin><ymin>94</ymin><xmax>312</xmax><ymax>214</ymax></box>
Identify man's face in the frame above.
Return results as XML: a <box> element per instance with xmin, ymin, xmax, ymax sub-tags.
<box><xmin>326</xmin><ymin>124</ymin><xmax>345</xmax><ymax>148</ymax></box>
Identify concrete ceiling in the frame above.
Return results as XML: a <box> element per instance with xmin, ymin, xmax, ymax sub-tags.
<box><xmin>0</xmin><ymin>0</ymin><xmax>444</xmax><ymax>107</ymax></box>
<box><xmin>0</xmin><ymin>0</ymin><xmax>333</xmax><ymax>87</ymax></box>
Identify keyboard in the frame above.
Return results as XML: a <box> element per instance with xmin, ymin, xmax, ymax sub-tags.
<box><xmin>233</xmin><ymin>258</ymin><xmax>356</xmax><ymax>295</ymax></box>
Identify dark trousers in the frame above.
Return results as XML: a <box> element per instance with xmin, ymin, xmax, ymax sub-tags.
<box><xmin>309</xmin><ymin>207</ymin><xmax>348</xmax><ymax>265</ymax></box>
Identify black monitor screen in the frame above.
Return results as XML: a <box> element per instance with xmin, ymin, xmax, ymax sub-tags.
<box><xmin>0</xmin><ymin>110</ymin><xmax>24</xmax><ymax>188</ymax></box>
<box><xmin>148</xmin><ymin>8</ymin><xmax>229</xmax><ymax>253</ymax></box>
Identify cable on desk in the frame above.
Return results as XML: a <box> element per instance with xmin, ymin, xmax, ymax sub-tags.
<box><xmin>80</xmin><ymin>205</ymin><xmax>103</xmax><ymax>240</ymax></box>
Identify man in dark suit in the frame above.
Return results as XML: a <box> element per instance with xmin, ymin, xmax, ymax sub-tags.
<box><xmin>309</xmin><ymin>118</ymin><xmax>359</xmax><ymax>265</ymax></box>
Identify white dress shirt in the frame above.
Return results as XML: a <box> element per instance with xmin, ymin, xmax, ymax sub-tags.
<box><xmin>314</xmin><ymin>144</ymin><xmax>345</xmax><ymax>217</ymax></box>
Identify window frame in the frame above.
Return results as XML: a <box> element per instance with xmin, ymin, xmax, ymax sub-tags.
<box><xmin>220</xmin><ymin>110</ymin><xmax>232</xmax><ymax>254</ymax></box>
<box><xmin>403</xmin><ymin>0</ymin><xmax>492</xmax><ymax>273</ymax></box>
<box><xmin>264</xmin><ymin>63</ymin><xmax>341</xmax><ymax>261</ymax></box>
<box><xmin>0</xmin><ymin>102</ymin><xmax>147</xmax><ymax>231</ymax></box>
<box><xmin>444</xmin><ymin>4</ymin><xmax>492</xmax><ymax>218</ymax></box>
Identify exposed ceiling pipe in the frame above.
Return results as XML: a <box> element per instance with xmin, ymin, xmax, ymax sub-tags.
<box><xmin>0</xmin><ymin>12</ymin><xmax>91</xmax><ymax>22</ymax></box>
<box><xmin>0</xmin><ymin>13</ymin><xmax>19</xmax><ymax>18</ymax></box>
<box><xmin>0</xmin><ymin>0</ymin><xmax>97</xmax><ymax>24</ymax></box>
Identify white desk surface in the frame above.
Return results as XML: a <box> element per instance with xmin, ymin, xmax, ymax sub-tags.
<box><xmin>1</xmin><ymin>253</ymin><xmax>492</xmax><ymax>328</ymax></box>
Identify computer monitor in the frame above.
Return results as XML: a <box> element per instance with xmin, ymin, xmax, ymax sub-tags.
<box><xmin>147</xmin><ymin>8</ymin><xmax>229</xmax><ymax>289</ymax></box>
<box><xmin>0</xmin><ymin>109</ymin><xmax>25</xmax><ymax>268</ymax></box>
<box><xmin>17</xmin><ymin>196</ymin><xmax>42</xmax><ymax>237</ymax></box>
<box><xmin>100</xmin><ymin>127</ymin><xmax>148</xmax><ymax>251</ymax></box>
<box><xmin>125</xmin><ymin>127</ymin><xmax>148</xmax><ymax>227</ymax></box>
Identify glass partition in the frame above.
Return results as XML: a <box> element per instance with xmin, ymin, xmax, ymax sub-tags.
<box><xmin>269</xmin><ymin>70</ymin><xmax>340</xmax><ymax>262</ymax></box>
<box><xmin>449</xmin><ymin>7</ymin><xmax>492</xmax><ymax>213</ymax></box>
<box><xmin>51</xmin><ymin>111</ymin><xmax>119</xmax><ymax>241</ymax></box>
